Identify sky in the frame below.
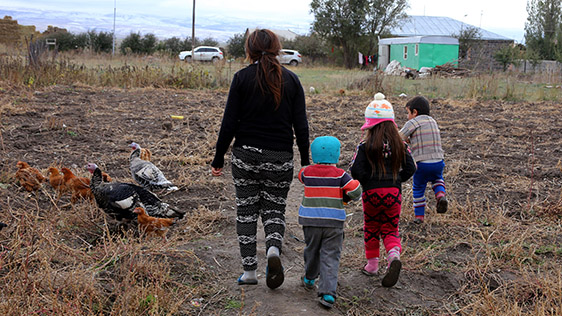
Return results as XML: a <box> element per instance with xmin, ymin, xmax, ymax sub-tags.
<box><xmin>0</xmin><ymin>0</ymin><xmax>528</xmax><ymax>43</ymax></box>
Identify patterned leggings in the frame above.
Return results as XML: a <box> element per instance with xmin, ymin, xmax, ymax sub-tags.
<box><xmin>362</xmin><ymin>187</ymin><xmax>402</xmax><ymax>259</ymax></box>
<box><xmin>232</xmin><ymin>146</ymin><xmax>293</xmax><ymax>271</ymax></box>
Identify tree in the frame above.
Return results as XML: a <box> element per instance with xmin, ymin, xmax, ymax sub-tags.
<box><xmin>120</xmin><ymin>32</ymin><xmax>157</xmax><ymax>55</ymax></box>
<box><xmin>453</xmin><ymin>25</ymin><xmax>482</xmax><ymax>60</ymax></box>
<box><xmin>525</xmin><ymin>48</ymin><xmax>542</xmax><ymax>69</ymax></box>
<box><xmin>160</xmin><ymin>36</ymin><xmax>183</xmax><ymax>54</ymax></box>
<box><xmin>73</xmin><ymin>32</ymin><xmax>89</xmax><ymax>50</ymax></box>
<box><xmin>525</xmin><ymin>0</ymin><xmax>562</xmax><ymax>60</ymax></box>
<box><xmin>289</xmin><ymin>34</ymin><xmax>328</xmax><ymax>63</ymax></box>
<box><xmin>88</xmin><ymin>30</ymin><xmax>113</xmax><ymax>53</ymax></box>
<box><xmin>494</xmin><ymin>44</ymin><xmax>522</xmax><ymax>71</ymax></box>
<box><xmin>200</xmin><ymin>37</ymin><xmax>218</xmax><ymax>47</ymax></box>
<box><xmin>181</xmin><ymin>37</ymin><xmax>200</xmax><ymax>51</ymax></box>
<box><xmin>141</xmin><ymin>33</ymin><xmax>157</xmax><ymax>54</ymax></box>
<box><xmin>120</xmin><ymin>32</ymin><xmax>142</xmax><ymax>54</ymax></box>
<box><xmin>364</xmin><ymin>0</ymin><xmax>408</xmax><ymax>53</ymax></box>
<box><xmin>311</xmin><ymin>0</ymin><xmax>368</xmax><ymax>68</ymax></box>
<box><xmin>311</xmin><ymin>0</ymin><xmax>408</xmax><ymax>68</ymax></box>
<box><xmin>227</xmin><ymin>33</ymin><xmax>246</xmax><ymax>58</ymax></box>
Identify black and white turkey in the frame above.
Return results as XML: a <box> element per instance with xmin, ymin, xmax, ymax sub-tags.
<box><xmin>86</xmin><ymin>163</ymin><xmax>184</xmax><ymax>221</ymax></box>
<box><xmin>129</xmin><ymin>142</ymin><xmax>179</xmax><ymax>192</ymax></box>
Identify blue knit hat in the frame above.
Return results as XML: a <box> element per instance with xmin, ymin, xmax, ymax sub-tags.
<box><xmin>311</xmin><ymin>136</ymin><xmax>341</xmax><ymax>164</ymax></box>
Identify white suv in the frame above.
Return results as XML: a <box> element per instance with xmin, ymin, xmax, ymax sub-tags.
<box><xmin>278</xmin><ymin>49</ymin><xmax>302</xmax><ymax>66</ymax></box>
<box><xmin>179</xmin><ymin>46</ymin><xmax>224</xmax><ymax>62</ymax></box>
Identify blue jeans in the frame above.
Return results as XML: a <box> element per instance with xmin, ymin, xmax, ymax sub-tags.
<box><xmin>412</xmin><ymin>160</ymin><xmax>446</xmax><ymax>216</ymax></box>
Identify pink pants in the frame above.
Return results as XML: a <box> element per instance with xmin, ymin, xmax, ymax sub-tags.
<box><xmin>362</xmin><ymin>187</ymin><xmax>402</xmax><ymax>259</ymax></box>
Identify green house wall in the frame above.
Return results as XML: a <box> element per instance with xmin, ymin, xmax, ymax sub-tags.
<box><xmin>389</xmin><ymin>43</ymin><xmax>459</xmax><ymax>69</ymax></box>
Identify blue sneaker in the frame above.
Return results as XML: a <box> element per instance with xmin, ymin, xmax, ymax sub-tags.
<box><xmin>319</xmin><ymin>294</ymin><xmax>335</xmax><ymax>309</ymax></box>
<box><xmin>301</xmin><ymin>276</ymin><xmax>315</xmax><ymax>291</ymax></box>
<box><xmin>237</xmin><ymin>274</ymin><xmax>258</xmax><ymax>285</ymax></box>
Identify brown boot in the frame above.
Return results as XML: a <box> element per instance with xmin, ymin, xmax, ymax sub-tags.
<box><xmin>436</xmin><ymin>196</ymin><xmax>448</xmax><ymax>214</ymax></box>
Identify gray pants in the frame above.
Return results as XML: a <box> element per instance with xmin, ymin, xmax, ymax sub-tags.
<box><xmin>303</xmin><ymin>226</ymin><xmax>344</xmax><ymax>297</ymax></box>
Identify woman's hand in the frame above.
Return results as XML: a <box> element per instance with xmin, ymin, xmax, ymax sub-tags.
<box><xmin>211</xmin><ymin>167</ymin><xmax>223</xmax><ymax>176</ymax></box>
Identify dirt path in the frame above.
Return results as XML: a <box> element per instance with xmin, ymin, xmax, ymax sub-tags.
<box><xmin>191</xmin><ymin>171</ymin><xmax>341</xmax><ymax>315</ymax></box>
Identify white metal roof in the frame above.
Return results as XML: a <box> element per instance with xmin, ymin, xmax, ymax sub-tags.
<box><xmin>390</xmin><ymin>16</ymin><xmax>512</xmax><ymax>41</ymax></box>
<box><xmin>379</xmin><ymin>36</ymin><xmax>459</xmax><ymax>45</ymax></box>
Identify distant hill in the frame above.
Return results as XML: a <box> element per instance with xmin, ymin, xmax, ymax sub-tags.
<box><xmin>0</xmin><ymin>8</ymin><xmax>310</xmax><ymax>42</ymax></box>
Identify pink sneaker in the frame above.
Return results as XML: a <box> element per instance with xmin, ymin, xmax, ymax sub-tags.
<box><xmin>362</xmin><ymin>257</ymin><xmax>379</xmax><ymax>276</ymax></box>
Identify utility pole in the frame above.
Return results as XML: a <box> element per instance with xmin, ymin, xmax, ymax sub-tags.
<box><xmin>112</xmin><ymin>0</ymin><xmax>116</xmax><ymax>56</ymax></box>
<box><xmin>191</xmin><ymin>0</ymin><xmax>195</xmax><ymax>50</ymax></box>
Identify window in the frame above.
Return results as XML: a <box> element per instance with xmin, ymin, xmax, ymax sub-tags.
<box><xmin>403</xmin><ymin>46</ymin><xmax>408</xmax><ymax>60</ymax></box>
<box><xmin>415</xmin><ymin>44</ymin><xmax>419</xmax><ymax>56</ymax></box>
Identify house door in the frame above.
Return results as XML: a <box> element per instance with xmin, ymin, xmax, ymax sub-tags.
<box><xmin>378</xmin><ymin>44</ymin><xmax>390</xmax><ymax>70</ymax></box>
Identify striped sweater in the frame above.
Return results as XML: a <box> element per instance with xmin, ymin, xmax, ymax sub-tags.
<box><xmin>298</xmin><ymin>164</ymin><xmax>362</xmax><ymax>228</ymax></box>
<box><xmin>399</xmin><ymin>115</ymin><xmax>444</xmax><ymax>162</ymax></box>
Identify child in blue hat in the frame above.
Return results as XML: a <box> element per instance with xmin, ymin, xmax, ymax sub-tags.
<box><xmin>297</xmin><ymin>136</ymin><xmax>362</xmax><ymax>309</ymax></box>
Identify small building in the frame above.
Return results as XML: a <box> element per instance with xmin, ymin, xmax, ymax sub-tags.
<box><xmin>378</xmin><ymin>36</ymin><xmax>459</xmax><ymax>70</ymax></box>
<box><xmin>387</xmin><ymin>16</ymin><xmax>514</xmax><ymax>70</ymax></box>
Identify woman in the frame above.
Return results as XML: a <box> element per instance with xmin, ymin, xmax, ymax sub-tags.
<box><xmin>210</xmin><ymin>29</ymin><xmax>310</xmax><ymax>289</ymax></box>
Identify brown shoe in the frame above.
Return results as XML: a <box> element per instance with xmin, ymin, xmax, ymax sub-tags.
<box><xmin>413</xmin><ymin>218</ymin><xmax>424</xmax><ymax>224</ymax></box>
<box><xmin>436</xmin><ymin>196</ymin><xmax>448</xmax><ymax>214</ymax></box>
<box><xmin>381</xmin><ymin>259</ymin><xmax>402</xmax><ymax>287</ymax></box>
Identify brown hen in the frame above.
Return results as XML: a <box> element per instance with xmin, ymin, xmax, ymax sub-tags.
<box><xmin>133</xmin><ymin>207</ymin><xmax>175</xmax><ymax>239</ymax></box>
<box><xmin>61</xmin><ymin>167</ymin><xmax>93</xmax><ymax>202</ymax></box>
<box><xmin>15</xmin><ymin>161</ymin><xmax>46</xmax><ymax>192</ymax></box>
<box><xmin>47</xmin><ymin>167</ymin><xmax>67</xmax><ymax>196</ymax></box>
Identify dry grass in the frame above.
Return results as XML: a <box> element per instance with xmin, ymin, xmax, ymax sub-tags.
<box><xmin>0</xmin><ymin>58</ymin><xmax>561</xmax><ymax>314</ymax></box>
<box><xmin>0</xmin><ymin>193</ymin><xmax>225</xmax><ymax>315</ymax></box>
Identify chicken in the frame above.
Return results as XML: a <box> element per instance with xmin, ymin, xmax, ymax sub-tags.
<box><xmin>60</xmin><ymin>167</ymin><xmax>93</xmax><ymax>202</ymax></box>
<box><xmin>129</xmin><ymin>142</ymin><xmax>178</xmax><ymax>191</ymax></box>
<box><xmin>84</xmin><ymin>165</ymin><xmax>112</xmax><ymax>182</ymax></box>
<box><xmin>133</xmin><ymin>207</ymin><xmax>174</xmax><ymax>239</ymax></box>
<box><xmin>15</xmin><ymin>161</ymin><xmax>46</xmax><ymax>192</ymax></box>
<box><xmin>87</xmin><ymin>163</ymin><xmax>185</xmax><ymax>221</ymax></box>
<box><xmin>102</xmin><ymin>172</ymin><xmax>112</xmax><ymax>182</ymax></box>
<box><xmin>47</xmin><ymin>167</ymin><xmax>67</xmax><ymax>195</ymax></box>
<box><xmin>129</xmin><ymin>142</ymin><xmax>152</xmax><ymax>161</ymax></box>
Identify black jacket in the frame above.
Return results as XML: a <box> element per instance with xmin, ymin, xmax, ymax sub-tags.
<box><xmin>350</xmin><ymin>142</ymin><xmax>416</xmax><ymax>192</ymax></box>
<box><xmin>212</xmin><ymin>64</ymin><xmax>310</xmax><ymax>168</ymax></box>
